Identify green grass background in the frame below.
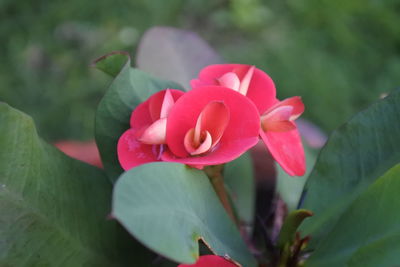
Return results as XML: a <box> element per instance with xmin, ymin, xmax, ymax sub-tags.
<box><xmin>1</xmin><ymin>0</ymin><xmax>399</xmax><ymax>141</ymax></box>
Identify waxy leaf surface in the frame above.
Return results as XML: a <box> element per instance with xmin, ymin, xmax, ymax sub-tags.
<box><xmin>112</xmin><ymin>162</ymin><xmax>257</xmax><ymax>267</ymax></box>
<box><xmin>306</xmin><ymin>164</ymin><xmax>400</xmax><ymax>266</ymax></box>
<box><xmin>0</xmin><ymin>103</ymin><xmax>149</xmax><ymax>266</ymax></box>
<box><xmin>299</xmin><ymin>89</ymin><xmax>400</xmax><ymax>265</ymax></box>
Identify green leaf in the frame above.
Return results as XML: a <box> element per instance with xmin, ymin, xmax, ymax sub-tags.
<box><xmin>136</xmin><ymin>27</ymin><xmax>223</xmax><ymax>90</ymax></box>
<box><xmin>297</xmin><ymin>88</ymin><xmax>400</xmax><ymax>264</ymax></box>
<box><xmin>112</xmin><ymin>162</ymin><xmax>257</xmax><ymax>267</ymax></box>
<box><xmin>348</xmin><ymin>233</ymin><xmax>400</xmax><ymax>267</ymax></box>
<box><xmin>94</xmin><ymin>54</ymin><xmax>184</xmax><ymax>182</ymax></box>
<box><xmin>0</xmin><ymin>103</ymin><xmax>150</xmax><ymax>266</ymax></box>
<box><xmin>276</xmin><ymin>143</ymin><xmax>317</xmax><ymax>211</ymax></box>
<box><xmin>224</xmin><ymin>153</ymin><xmax>255</xmax><ymax>232</ymax></box>
<box><xmin>306</xmin><ymin>164</ymin><xmax>400</xmax><ymax>266</ymax></box>
<box><xmin>92</xmin><ymin>51</ymin><xmax>130</xmax><ymax>77</ymax></box>
<box><xmin>277</xmin><ymin>209</ymin><xmax>313</xmax><ymax>248</ymax></box>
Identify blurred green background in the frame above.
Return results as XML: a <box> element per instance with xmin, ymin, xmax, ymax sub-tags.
<box><xmin>1</xmin><ymin>0</ymin><xmax>399</xmax><ymax>141</ymax></box>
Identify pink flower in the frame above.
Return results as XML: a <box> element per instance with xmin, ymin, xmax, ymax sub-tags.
<box><xmin>259</xmin><ymin>97</ymin><xmax>306</xmax><ymax>176</ymax></box>
<box><xmin>191</xmin><ymin>64</ymin><xmax>276</xmax><ymax>114</ymax></box>
<box><xmin>117</xmin><ymin>89</ymin><xmax>184</xmax><ymax>170</ymax></box>
<box><xmin>162</xmin><ymin>86</ymin><xmax>260</xmax><ymax>168</ymax></box>
<box><xmin>118</xmin><ymin>86</ymin><xmax>260</xmax><ymax>170</ymax></box>
<box><xmin>178</xmin><ymin>255</ymin><xmax>237</xmax><ymax>267</ymax></box>
<box><xmin>192</xmin><ymin>64</ymin><xmax>305</xmax><ymax>176</ymax></box>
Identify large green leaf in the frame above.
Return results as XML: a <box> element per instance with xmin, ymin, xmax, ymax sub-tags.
<box><xmin>307</xmin><ymin>164</ymin><xmax>400</xmax><ymax>266</ymax></box>
<box><xmin>298</xmin><ymin>89</ymin><xmax>400</xmax><ymax>258</ymax></box>
<box><xmin>347</xmin><ymin>233</ymin><xmax>400</xmax><ymax>267</ymax></box>
<box><xmin>136</xmin><ymin>27</ymin><xmax>223</xmax><ymax>90</ymax></box>
<box><xmin>94</xmin><ymin>53</ymin><xmax>184</xmax><ymax>182</ymax></box>
<box><xmin>112</xmin><ymin>162</ymin><xmax>257</xmax><ymax>267</ymax></box>
<box><xmin>0</xmin><ymin>103</ymin><xmax>150</xmax><ymax>266</ymax></box>
<box><xmin>224</xmin><ymin>153</ymin><xmax>255</xmax><ymax>232</ymax></box>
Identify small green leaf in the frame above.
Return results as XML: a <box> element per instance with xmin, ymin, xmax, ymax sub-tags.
<box><xmin>277</xmin><ymin>209</ymin><xmax>313</xmax><ymax>248</ymax></box>
<box><xmin>92</xmin><ymin>51</ymin><xmax>130</xmax><ymax>77</ymax></box>
<box><xmin>94</xmin><ymin>57</ymin><xmax>184</xmax><ymax>182</ymax></box>
<box><xmin>224</xmin><ymin>153</ymin><xmax>255</xmax><ymax>231</ymax></box>
<box><xmin>0</xmin><ymin>103</ymin><xmax>150</xmax><ymax>266</ymax></box>
<box><xmin>112</xmin><ymin>162</ymin><xmax>257</xmax><ymax>267</ymax></box>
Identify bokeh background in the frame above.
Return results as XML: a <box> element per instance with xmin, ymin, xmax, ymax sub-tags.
<box><xmin>1</xmin><ymin>0</ymin><xmax>399</xmax><ymax>142</ymax></box>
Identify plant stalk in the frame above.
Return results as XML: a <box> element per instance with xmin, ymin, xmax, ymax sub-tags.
<box><xmin>204</xmin><ymin>165</ymin><xmax>238</xmax><ymax>226</ymax></box>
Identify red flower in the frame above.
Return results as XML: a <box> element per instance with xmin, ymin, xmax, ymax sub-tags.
<box><xmin>192</xmin><ymin>64</ymin><xmax>305</xmax><ymax>176</ymax></box>
<box><xmin>178</xmin><ymin>255</ymin><xmax>237</xmax><ymax>267</ymax></box>
<box><xmin>162</xmin><ymin>86</ymin><xmax>260</xmax><ymax>168</ymax></box>
<box><xmin>260</xmin><ymin>97</ymin><xmax>306</xmax><ymax>176</ymax></box>
<box><xmin>117</xmin><ymin>89</ymin><xmax>184</xmax><ymax>170</ymax></box>
<box><xmin>191</xmin><ymin>64</ymin><xmax>276</xmax><ymax>114</ymax></box>
<box><xmin>118</xmin><ymin>86</ymin><xmax>260</xmax><ymax>170</ymax></box>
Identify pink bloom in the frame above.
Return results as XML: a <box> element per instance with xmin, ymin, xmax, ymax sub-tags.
<box><xmin>191</xmin><ymin>64</ymin><xmax>305</xmax><ymax>176</ymax></box>
<box><xmin>117</xmin><ymin>89</ymin><xmax>184</xmax><ymax>170</ymax></box>
<box><xmin>178</xmin><ymin>255</ymin><xmax>237</xmax><ymax>267</ymax></box>
<box><xmin>162</xmin><ymin>86</ymin><xmax>260</xmax><ymax>168</ymax></box>
<box><xmin>191</xmin><ymin>64</ymin><xmax>276</xmax><ymax>114</ymax></box>
<box><xmin>260</xmin><ymin>97</ymin><xmax>306</xmax><ymax>176</ymax></box>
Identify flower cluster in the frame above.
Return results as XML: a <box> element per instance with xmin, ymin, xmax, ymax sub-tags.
<box><xmin>118</xmin><ymin>64</ymin><xmax>305</xmax><ymax>176</ymax></box>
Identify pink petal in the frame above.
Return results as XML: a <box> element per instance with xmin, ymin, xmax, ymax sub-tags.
<box><xmin>262</xmin><ymin>105</ymin><xmax>293</xmax><ymax>123</ymax></box>
<box><xmin>184</xmin><ymin>129</ymin><xmax>212</xmax><ymax>155</ymax></box>
<box><xmin>218</xmin><ymin>72</ymin><xmax>240</xmax><ymax>92</ymax></box>
<box><xmin>136</xmin><ymin>89</ymin><xmax>184</xmax><ymax>127</ymax></box>
<box><xmin>264</xmin><ymin>96</ymin><xmax>304</xmax><ymax>120</ymax></box>
<box><xmin>160</xmin><ymin>89</ymin><xmax>175</xmax><ymax>118</ymax></box>
<box><xmin>165</xmin><ymin>86</ymin><xmax>259</xmax><ymax>166</ymax></box>
<box><xmin>191</xmin><ymin>64</ymin><xmax>276</xmax><ymax>114</ymax></box>
<box><xmin>259</xmin><ymin>128</ymin><xmax>306</xmax><ymax>176</ymax></box>
<box><xmin>54</xmin><ymin>140</ymin><xmax>103</xmax><ymax>168</ymax></box>
<box><xmin>264</xmin><ymin>120</ymin><xmax>296</xmax><ymax>132</ymax></box>
<box><xmin>237</xmin><ymin>65</ymin><xmax>255</xmax><ymax>96</ymax></box>
<box><xmin>138</xmin><ymin>118</ymin><xmax>167</xmax><ymax>144</ymax></box>
<box><xmin>197</xmin><ymin>101</ymin><xmax>230</xmax><ymax>147</ymax></box>
<box><xmin>178</xmin><ymin>255</ymin><xmax>237</xmax><ymax>267</ymax></box>
<box><xmin>117</xmin><ymin>129</ymin><xmax>159</xmax><ymax>170</ymax></box>
<box><xmin>261</xmin><ymin>105</ymin><xmax>296</xmax><ymax>132</ymax></box>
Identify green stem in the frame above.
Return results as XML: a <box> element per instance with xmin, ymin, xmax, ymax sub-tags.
<box><xmin>204</xmin><ymin>165</ymin><xmax>238</xmax><ymax>226</ymax></box>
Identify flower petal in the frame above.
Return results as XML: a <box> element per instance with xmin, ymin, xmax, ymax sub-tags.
<box><xmin>135</xmin><ymin>89</ymin><xmax>184</xmax><ymax>127</ymax></box>
<box><xmin>259</xmin><ymin>128</ymin><xmax>306</xmax><ymax>176</ymax></box>
<box><xmin>117</xmin><ymin>129</ymin><xmax>159</xmax><ymax>170</ymax></box>
<box><xmin>159</xmin><ymin>89</ymin><xmax>175</xmax><ymax>118</ymax></box>
<box><xmin>178</xmin><ymin>255</ymin><xmax>237</xmax><ymax>267</ymax></box>
<box><xmin>165</xmin><ymin>86</ymin><xmax>259</xmax><ymax>166</ymax></box>
<box><xmin>197</xmin><ymin>101</ymin><xmax>230</xmax><ymax>147</ymax></box>
<box><xmin>218</xmin><ymin>72</ymin><xmax>240</xmax><ymax>92</ymax></box>
<box><xmin>237</xmin><ymin>65</ymin><xmax>255</xmax><ymax>96</ymax></box>
<box><xmin>261</xmin><ymin>105</ymin><xmax>296</xmax><ymax>132</ymax></box>
<box><xmin>191</xmin><ymin>64</ymin><xmax>276</xmax><ymax>114</ymax></box>
<box><xmin>264</xmin><ymin>96</ymin><xmax>305</xmax><ymax>120</ymax></box>
<box><xmin>138</xmin><ymin>118</ymin><xmax>167</xmax><ymax>144</ymax></box>
<box><xmin>184</xmin><ymin>129</ymin><xmax>213</xmax><ymax>155</ymax></box>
